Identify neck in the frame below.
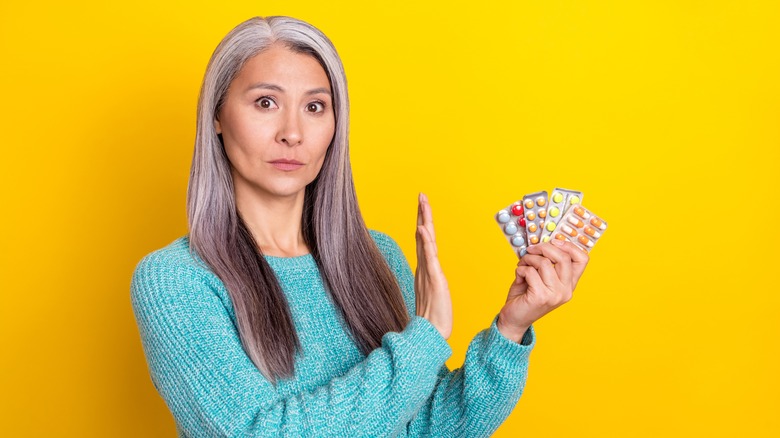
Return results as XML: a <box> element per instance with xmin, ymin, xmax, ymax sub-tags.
<box><xmin>235</xmin><ymin>184</ymin><xmax>309</xmax><ymax>258</ymax></box>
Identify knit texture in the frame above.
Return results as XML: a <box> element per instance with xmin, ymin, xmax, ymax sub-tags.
<box><xmin>130</xmin><ymin>230</ymin><xmax>535</xmax><ymax>437</ymax></box>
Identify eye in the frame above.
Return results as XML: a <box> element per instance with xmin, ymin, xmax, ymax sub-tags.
<box><xmin>255</xmin><ymin>96</ymin><xmax>278</xmax><ymax>110</ymax></box>
<box><xmin>306</xmin><ymin>101</ymin><xmax>326</xmax><ymax>113</ymax></box>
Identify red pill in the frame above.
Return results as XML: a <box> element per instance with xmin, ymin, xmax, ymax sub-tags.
<box><xmin>519</xmin><ymin>218</ymin><xmax>526</xmax><ymax>227</ymax></box>
<box><xmin>511</xmin><ymin>204</ymin><xmax>523</xmax><ymax>216</ymax></box>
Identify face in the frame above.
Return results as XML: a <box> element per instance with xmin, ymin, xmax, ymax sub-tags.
<box><xmin>215</xmin><ymin>43</ymin><xmax>336</xmax><ymax>203</ymax></box>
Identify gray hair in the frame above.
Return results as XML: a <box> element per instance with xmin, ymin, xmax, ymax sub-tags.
<box><xmin>186</xmin><ymin>16</ymin><xmax>409</xmax><ymax>383</ymax></box>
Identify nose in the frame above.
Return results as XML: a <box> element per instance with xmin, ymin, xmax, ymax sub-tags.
<box><xmin>276</xmin><ymin>107</ymin><xmax>302</xmax><ymax>147</ymax></box>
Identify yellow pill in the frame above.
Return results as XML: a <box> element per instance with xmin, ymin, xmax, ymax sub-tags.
<box><xmin>539</xmin><ymin>209</ymin><xmax>547</xmax><ymax>219</ymax></box>
<box><xmin>536</xmin><ymin>197</ymin><xmax>546</xmax><ymax>206</ymax></box>
<box><xmin>550</xmin><ymin>207</ymin><xmax>560</xmax><ymax>217</ymax></box>
<box><xmin>524</xmin><ymin>200</ymin><xmax>534</xmax><ymax>209</ymax></box>
<box><xmin>570</xmin><ymin>196</ymin><xmax>580</xmax><ymax>205</ymax></box>
<box><xmin>553</xmin><ymin>193</ymin><xmax>563</xmax><ymax>203</ymax></box>
<box><xmin>542</xmin><ymin>236</ymin><xmax>550</xmax><ymax>243</ymax></box>
<box><xmin>526</xmin><ymin>212</ymin><xmax>536</xmax><ymax>221</ymax></box>
<box><xmin>546</xmin><ymin>221</ymin><xmax>556</xmax><ymax>231</ymax></box>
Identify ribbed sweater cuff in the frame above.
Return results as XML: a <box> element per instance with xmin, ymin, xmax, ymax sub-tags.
<box><xmin>403</xmin><ymin>316</ymin><xmax>452</xmax><ymax>368</ymax></box>
<box><xmin>484</xmin><ymin>315</ymin><xmax>535</xmax><ymax>368</ymax></box>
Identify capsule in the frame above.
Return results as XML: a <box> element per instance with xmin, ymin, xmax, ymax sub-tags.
<box><xmin>584</xmin><ymin>226</ymin><xmax>601</xmax><ymax>238</ymax></box>
<box><xmin>577</xmin><ymin>235</ymin><xmax>594</xmax><ymax>247</ymax></box>
<box><xmin>536</xmin><ymin>197</ymin><xmax>546</xmax><ymax>207</ymax></box>
<box><xmin>554</xmin><ymin>233</ymin><xmax>567</xmax><ymax>241</ymax></box>
<box><xmin>567</xmin><ymin>216</ymin><xmax>584</xmax><ymax>228</ymax></box>
<box><xmin>590</xmin><ymin>217</ymin><xmax>606</xmax><ymax>230</ymax></box>
<box><xmin>524</xmin><ymin>199</ymin><xmax>535</xmax><ymax>209</ymax></box>
<box><xmin>530</xmin><ymin>235</ymin><xmax>539</xmax><ymax>244</ymax></box>
<box><xmin>561</xmin><ymin>224</ymin><xmax>578</xmax><ymax>237</ymax></box>
<box><xmin>538</xmin><ymin>209</ymin><xmax>547</xmax><ymax>219</ymax></box>
<box><xmin>574</xmin><ymin>206</ymin><xmax>589</xmax><ymax>219</ymax></box>
<box><xmin>526</xmin><ymin>212</ymin><xmax>536</xmax><ymax>221</ymax></box>
<box><xmin>528</xmin><ymin>223</ymin><xmax>538</xmax><ymax>233</ymax></box>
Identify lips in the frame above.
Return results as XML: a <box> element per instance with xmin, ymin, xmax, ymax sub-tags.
<box><xmin>269</xmin><ymin>159</ymin><xmax>304</xmax><ymax>171</ymax></box>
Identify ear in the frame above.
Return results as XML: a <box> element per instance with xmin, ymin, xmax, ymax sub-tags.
<box><xmin>214</xmin><ymin>117</ymin><xmax>222</xmax><ymax>134</ymax></box>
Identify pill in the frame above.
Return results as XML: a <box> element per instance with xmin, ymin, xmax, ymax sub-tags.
<box><xmin>570</xmin><ymin>196</ymin><xmax>580</xmax><ymax>205</ymax></box>
<box><xmin>526</xmin><ymin>212</ymin><xmax>536</xmax><ymax>221</ymax></box>
<box><xmin>519</xmin><ymin>218</ymin><xmax>526</xmax><ymax>228</ymax></box>
<box><xmin>511</xmin><ymin>204</ymin><xmax>523</xmax><ymax>216</ymax></box>
<box><xmin>497</xmin><ymin>211</ymin><xmax>510</xmax><ymax>223</ymax></box>
<box><xmin>524</xmin><ymin>200</ymin><xmax>534</xmax><ymax>209</ymax></box>
<box><xmin>542</xmin><ymin>236</ymin><xmax>550</xmax><ymax>243</ymax></box>
<box><xmin>554</xmin><ymin>233</ymin><xmax>566</xmax><ymax>241</ymax></box>
<box><xmin>584</xmin><ymin>226</ymin><xmax>601</xmax><ymax>238</ymax></box>
<box><xmin>590</xmin><ymin>217</ymin><xmax>606</xmax><ymax>229</ymax></box>
<box><xmin>578</xmin><ymin>235</ymin><xmax>594</xmax><ymax>247</ymax></box>
<box><xmin>519</xmin><ymin>247</ymin><xmax>527</xmax><ymax>257</ymax></box>
<box><xmin>546</xmin><ymin>222</ymin><xmax>556</xmax><ymax>231</ymax></box>
<box><xmin>550</xmin><ymin>207</ymin><xmax>560</xmax><ymax>217</ymax></box>
<box><xmin>567</xmin><ymin>216</ymin><xmax>584</xmax><ymax>228</ymax></box>
<box><xmin>511</xmin><ymin>235</ymin><xmax>525</xmax><ymax>246</ymax></box>
<box><xmin>576</xmin><ymin>207</ymin><xmax>590</xmax><ymax>219</ymax></box>
<box><xmin>562</xmin><ymin>224</ymin><xmax>578</xmax><ymax>237</ymax></box>
<box><xmin>530</xmin><ymin>235</ymin><xmax>539</xmax><ymax>244</ymax></box>
<box><xmin>504</xmin><ymin>223</ymin><xmax>518</xmax><ymax>234</ymax></box>
<box><xmin>536</xmin><ymin>197</ymin><xmax>546</xmax><ymax>206</ymax></box>
<box><xmin>539</xmin><ymin>209</ymin><xmax>547</xmax><ymax>219</ymax></box>
<box><xmin>528</xmin><ymin>223</ymin><xmax>538</xmax><ymax>233</ymax></box>
<box><xmin>553</xmin><ymin>193</ymin><xmax>563</xmax><ymax>203</ymax></box>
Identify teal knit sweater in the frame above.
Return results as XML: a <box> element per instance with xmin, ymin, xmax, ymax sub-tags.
<box><xmin>130</xmin><ymin>230</ymin><xmax>535</xmax><ymax>437</ymax></box>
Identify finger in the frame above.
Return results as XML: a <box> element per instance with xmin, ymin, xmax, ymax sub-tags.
<box><xmin>415</xmin><ymin>195</ymin><xmax>425</xmax><ymax>267</ymax></box>
<box><xmin>515</xmin><ymin>265</ymin><xmax>545</xmax><ymax>294</ymax></box>
<box><xmin>552</xmin><ymin>240</ymin><xmax>590</xmax><ymax>288</ymax></box>
<box><xmin>421</xmin><ymin>193</ymin><xmax>438</xmax><ymax>255</ymax></box>
<box><xmin>526</xmin><ymin>243</ymin><xmax>572</xmax><ymax>289</ymax></box>
<box><xmin>419</xmin><ymin>224</ymin><xmax>445</xmax><ymax>279</ymax></box>
<box><xmin>520</xmin><ymin>253</ymin><xmax>559</xmax><ymax>288</ymax></box>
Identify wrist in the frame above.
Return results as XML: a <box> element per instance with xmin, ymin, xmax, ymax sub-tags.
<box><xmin>496</xmin><ymin>315</ymin><xmax>530</xmax><ymax>343</ymax></box>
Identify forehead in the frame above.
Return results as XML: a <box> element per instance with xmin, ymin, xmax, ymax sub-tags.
<box><xmin>232</xmin><ymin>43</ymin><xmax>331</xmax><ymax>92</ymax></box>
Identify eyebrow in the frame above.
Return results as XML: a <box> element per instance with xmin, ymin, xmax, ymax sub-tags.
<box><xmin>245</xmin><ymin>82</ymin><xmax>332</xmax><ymax>97</ymax></box>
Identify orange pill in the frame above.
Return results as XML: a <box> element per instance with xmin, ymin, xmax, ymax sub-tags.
<box><xmin>554</xmin><ymin>233</ymin><xmax>566</xmax><ymax>241</ymax></box>
<box><xmin>526</xmin><ymin>212</ymin><xmax>536</xmax><ymax>221</ymax></box>
<box><xmin>562</xmin><ymin>224</ymin><xmax>578</xmax><ymax>237</ymax></box>
<box><xmin>590</xmin><ymin>217</ymin><xmax>605</xmax><ymax>229</ymax></box>
<box><xmin>525</xmin><ymin>200</ymin><xmax>535</xmax><ymax>209</ymax></box>
<box><xmin>528</xmin><ymin>223</ymin><xmax>538</xmax><ymax>233</ymax></box>
<box><xmin>530</xmin><ymin>235</ymin><xmax>539</xmax><ymax>244</ymax></box>
<box><xmin>574</xmin><ymin>206</ymin><xmax>585</xmax><ymax>218</ymax></box>
<box><xmin>536</xmin><ymin>197</ymin><xmax>546</xmax><ymax>206</ymax></box>
<box><xmin>567</xmin><ymin>216</ymin><xmax>584</xmax><ymax>228</ymax></box>
<box><xmin>578</xmin><ymin>235</ymin><xmax>594</xmax><ymax>247</ymax></box>
<box><xmin>584</xmin><ymin>226</ymin><xmax>596</xmax><ymax>237</ymax></box>
<box><xmin>539</xmin><ymin>209</ymin><xmax>547</xmax><ymax>219</ymax></box>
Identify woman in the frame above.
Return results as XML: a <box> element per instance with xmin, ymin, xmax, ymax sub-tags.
<box><xmin>131</xmin><ymin>15</ymin><xmax>589</xmax><ymax>437</ymax></box>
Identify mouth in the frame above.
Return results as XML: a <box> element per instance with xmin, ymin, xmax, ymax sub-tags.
<box><xmin>269</xmin><ymin>159</ymin><xmax>304</xmax><ymax>171</ymax></box>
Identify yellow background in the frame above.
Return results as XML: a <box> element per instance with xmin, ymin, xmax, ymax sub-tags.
<box><xmin>1</xmin><ymin>0</ymin><xmax>778</xmax><ymax>436</ymax></box>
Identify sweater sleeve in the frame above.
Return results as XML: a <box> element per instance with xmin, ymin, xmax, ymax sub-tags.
<box><xmin>370</xmin><ymin>230</ymin><xmax>536</xmax><ymax>438</ymax></box>
<box><xmin>130</xmin><ymin>249</ymin><xmax>452</xmax><ymax>437</ymax></box>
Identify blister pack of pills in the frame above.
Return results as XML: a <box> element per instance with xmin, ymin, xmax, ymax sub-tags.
<box><xmin>495</xmin><ymin>188</ymin><xmax>607</xmax><ymax>256</ymax></box>
<box><xmin>495</xmin><ymin>201</ymin><xmax>529</xmax><ymax>257</ymax></box>
<box><xmin>521</xmin><ymin>191</ymin><xmax>548</xmax><ymax>246</ymax></box>
<box><xmin>552</xmin><ymin>205</ymin><xmax>607</xmax><ymax>252</ymax></box>
<box><xmin>540</xmin><ymin>188</ymin><xmax>583</xmax><ymax>243</ymax></box>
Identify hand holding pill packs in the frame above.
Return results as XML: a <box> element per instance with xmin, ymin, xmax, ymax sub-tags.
<box><xmin>495</xmin><ymin>188</ymin><xmax>607</xmax><ymax>257</ymax></box>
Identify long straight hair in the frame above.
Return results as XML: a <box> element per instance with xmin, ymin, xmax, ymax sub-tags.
<box><xmin>186</xmin><ymin>16</ymin><xmax>410</xmax><ymax>384</ymax></box>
